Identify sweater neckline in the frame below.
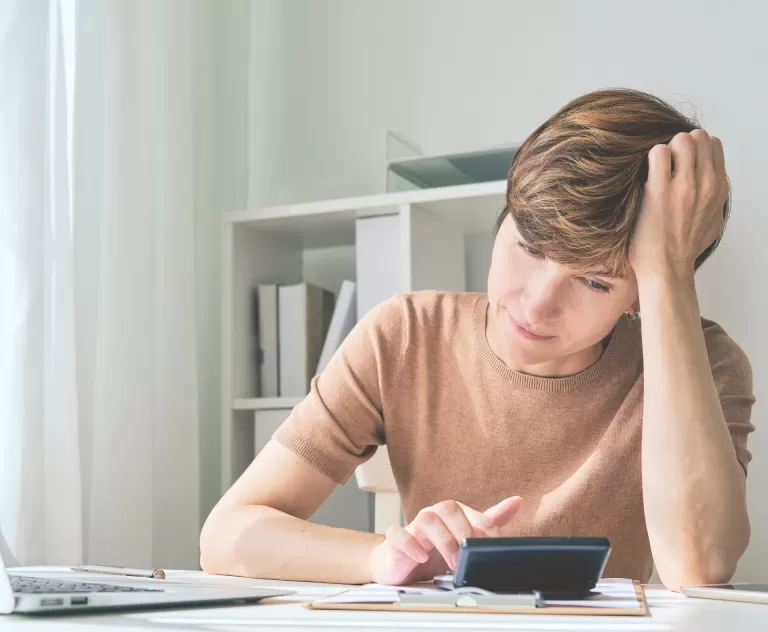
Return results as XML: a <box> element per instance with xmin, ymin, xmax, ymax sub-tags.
<box><xmin>472</xmin><ymin>294</ymin><xmax>629</xmax><ymax>392</ymax></box>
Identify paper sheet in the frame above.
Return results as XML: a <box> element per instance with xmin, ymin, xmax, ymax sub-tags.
<box><xmin>315</xmin><ymin>578</ymin><xmax>642</xmax><ymax>609</ymax></box>
<box><xmin>316</xmin><ymin>583</ymin><xmax>442</xmax><ymax>604</ymax></box>
<box><xmin>544</xmin><ymin>578</ymin><xmax>642</xmax><ymax>609</ymax></box>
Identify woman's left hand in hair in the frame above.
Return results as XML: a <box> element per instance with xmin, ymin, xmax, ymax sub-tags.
<box><xmin>629</xmin><ymin>130</ymin><xmax>728</xmax><ymax>286</ymax></box>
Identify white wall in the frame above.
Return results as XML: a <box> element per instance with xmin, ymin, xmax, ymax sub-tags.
<box><xmin>248</xmin><ymin>0</ymin><xmax>288</xmax><ymax>209</ymax></box>
<box><xmin>197</xmin><ymin>0</ymin><xmax>252</xmax><ymax>525</ymax></box>
<box><xmin>247</xmin><ymin>0</ymin><xmax>768</xmax><ymax>580</ymax></box>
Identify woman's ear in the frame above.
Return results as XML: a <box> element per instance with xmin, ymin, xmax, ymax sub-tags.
<box><xmin>625</xmin><ymin>302</ymin><xmax>641</xmax><ymax>320</ymax></box>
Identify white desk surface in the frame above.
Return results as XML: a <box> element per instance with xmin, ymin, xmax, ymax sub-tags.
<box><xmin>2</xmin><ymin>568</ymin><xmax>767</xmax><ymax>631</ymax></box>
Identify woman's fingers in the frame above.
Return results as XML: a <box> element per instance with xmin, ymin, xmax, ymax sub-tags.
<box><xmin>690</xmin><ymin>129</ymin><xmax>714</xmax><ymax>173</ymax></box>
<box><xmin>710</xmin><ymin>136</ymin><xmax>726</xmax><ymax>180</ymax></box>
<box><xmin>456</xmin><ymin>501</ymin><xmax>501</xmax><ymax>536</ymax></box>
<box><xmin>710</xmin><ymin>136</ymin><xmax>728</xmax><ymax>205</ymax></box>
<box><xmin>484</xmin><ymin>496</ymin><xmax>524</xmax><ymax>525</ymax></box>
<box><xmin>647</xmin><ymin>143</ymin><xmax>672</xmax><ymax>185</ymax></box>
<box><xmin>409</xmin><ymin>501</ymin><xmax>477</xmax><ymax>569</ymax></box>
<box><xmin>409</xmin><ymin>511</ymin><xmax>462</xmax><ymax>569</ymax></box>
<box><xmin>385</xmin><ymin>523</ymin><xmax>430</xmax><ymax>564</ymax></box>
<box><xmin>431</xmin><ymin>500</ymin><xmax>484</xmax><ymax>546</ymax></box>
<box><xmin>668</xmin><ymin>132</ymin><xmax>696</xmax><ymax>180</ymax></box>
<box><xmin>400</xmin><ymin>498</ymin><xmax>525</xmax><ymax>573</ymax></box>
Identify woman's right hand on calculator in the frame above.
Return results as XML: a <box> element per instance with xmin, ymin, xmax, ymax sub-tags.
<box><xmin>368</xmin><ymin>496</ymin><xmax>523</xmax><ymax>586</ymax></box>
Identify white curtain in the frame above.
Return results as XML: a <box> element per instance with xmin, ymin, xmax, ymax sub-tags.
<box><xmin>0</xmin><ymin>0</ymin><xmax>80</xmax><ymax>568</ymax></box>
<box><xmin>0</xmin><ymin>0</ymin><xmax>204</xmax><ymax>569</ymax></box>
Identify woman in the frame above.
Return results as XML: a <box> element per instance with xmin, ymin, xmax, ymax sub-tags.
<box><xmin>201</xmin><ymin>89</ymin><xmax>755</xmax><ymax>592</ymax></box>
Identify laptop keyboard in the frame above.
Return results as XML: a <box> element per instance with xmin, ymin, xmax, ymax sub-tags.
<box><xmin>10</xmin><ymin>575</ymin><xmax>163</xmax><ymax>594</ymax></box>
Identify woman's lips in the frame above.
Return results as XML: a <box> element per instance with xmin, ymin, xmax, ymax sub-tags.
<box><xmin>507</xmin><ymin>313</ymin><xmax>555</xmax><ymax>341</ymax></box>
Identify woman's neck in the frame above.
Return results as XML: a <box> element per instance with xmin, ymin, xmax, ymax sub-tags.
<box><xmin>485</xmin><ymin>308</ymin><xmax>608</xmax><ymax>379</ymax></box>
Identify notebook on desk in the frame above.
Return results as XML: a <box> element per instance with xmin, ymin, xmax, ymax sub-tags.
<box><xmin>306</xmin><ymin>578</ymin><xmax>649</xmax><ymax>616</ymax></box>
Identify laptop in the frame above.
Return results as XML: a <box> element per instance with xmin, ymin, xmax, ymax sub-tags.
<box><xmin>0</xmin><ymin>548</ymin><xmax>293</xmax><ymax>614</ymax></box>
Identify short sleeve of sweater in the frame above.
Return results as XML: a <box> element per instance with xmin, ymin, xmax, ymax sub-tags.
<box><xmin>271</xmin><ymin>295</ymin><xmax>407</xmax><ymax>485</ymax></box>
<box><xmin>704</xmin><ymin>320</ymin><xmax>756</xmax><ymax>475</ymax></box>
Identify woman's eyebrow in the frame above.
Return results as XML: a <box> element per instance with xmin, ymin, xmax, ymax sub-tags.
<box><xmin>582</xmin><ymin>269</ymin><xmax>625</xmax><ymax>279</ymax></box>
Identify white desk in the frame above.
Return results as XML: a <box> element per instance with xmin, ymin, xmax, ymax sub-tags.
<box><xmin>2</xmin><ymin>569</ymin><xmax>767</xmax><ymax>631</ymax></box>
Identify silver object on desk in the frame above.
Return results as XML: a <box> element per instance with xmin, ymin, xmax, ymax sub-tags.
<box><xmin>72</xmin><ymin>565</ymin><xmax>166</xmax><ymax>579</ymax></box>
<box><xmin>682</xmin><ymin>583</ymin><xmax>768</xmax><ymax>604</ymax></box>
<box><xmin>0</xmin><ymin>548</ymin><xmax>293</xmax><ymax>615</ymax></box>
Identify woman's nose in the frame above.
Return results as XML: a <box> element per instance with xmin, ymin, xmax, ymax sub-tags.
<box><xmin>520</xmin><ymin>269</ymin><xmax>562</xmax><ymax>324</ymax></box>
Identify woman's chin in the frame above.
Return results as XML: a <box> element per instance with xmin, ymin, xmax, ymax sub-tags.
<box><xmin>501</xmin><ymin>334</ymin><xmax>557</xmax><ymax>368</ymax></box>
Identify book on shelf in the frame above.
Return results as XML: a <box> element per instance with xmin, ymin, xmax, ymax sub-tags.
<box><xmin>278</xmin><ymin>282</ymin><xmax>335</xmax><ymax>397</ymax></box>
<box><xmin>255</xmin><ymin>284</ymin><xmax>279</xmax><ymax>397</ymax></box>
<box><xmin>315</xmin><ymin>280</ymin><xmax>357</xmax><ymax>375</ymax></box>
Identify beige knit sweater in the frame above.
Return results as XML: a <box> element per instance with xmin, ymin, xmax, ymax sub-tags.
<box><xmin>273</xmin><ymin>291</ymin><xmax>755</xmax><ymax>581</ymax></box>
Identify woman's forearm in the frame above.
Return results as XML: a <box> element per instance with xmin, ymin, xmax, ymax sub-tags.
<box><xmin>638</xmin><ymin>273</ymin><xmax>749</xmax><ymax>591</ymax></box>
<box><xmin>200</xmin><ymin>504</ymin><xmax>385</xmax><ymax>584</ymax></box>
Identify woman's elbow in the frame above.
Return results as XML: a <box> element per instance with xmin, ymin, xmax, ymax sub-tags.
<box><xmin>199</xmin><ymin>508</ymin><xmax>236</xmax><ymax>575</ymax></box>
<box><xmin>199</xmin><ymin>503</ymin><xmax>278</xmax><ymax>577</ymax></box>
<box><xmin>659</xmin><ymin>512</ymin><xmax>751</xmax><ymax>592</ymax></box>
<box><xmin>658</xmin><ymin>536</ymin><xmax>749</xmax><ymax>592</ymax></box>
<box><xmin>660</xmin><ymin>565</ymin><xmax>735</xmax><ymax>593</ymax></box>
<box><xmin>199</xmin><ymin>514</ymin><xmax>220</xmax><ymax>574</ymax></box>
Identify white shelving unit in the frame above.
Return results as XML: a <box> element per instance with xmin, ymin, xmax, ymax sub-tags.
<box><xmin>221</xmin><ymin>180</ymin><xmax>507</xmax><ymax>531</ymax></box>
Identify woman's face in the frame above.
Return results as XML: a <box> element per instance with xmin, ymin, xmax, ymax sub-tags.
<box><xmin>486</xmin><ymin>215</ymin><xmax>639</xmax><ymax>375</ymax></box>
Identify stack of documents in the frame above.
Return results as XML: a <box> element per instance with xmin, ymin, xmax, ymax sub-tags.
<box><xmin>316</xmin><ymin>584</ymin><xmax>441</xmax><ymax>605</ymax></box>
<box><xmin>546</xmin><ymin>578</ymin><xmax>643</xmax><ymax>609</ymax></box>
<box><xmin>314</xmin><ymin>577</ymin><xmax>643</xmax><ymax>610</ymax></box>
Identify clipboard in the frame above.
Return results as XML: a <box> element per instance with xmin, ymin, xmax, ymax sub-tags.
<box><xmin>306</xmin><ymin>581</ymin><xmax>649</xmax><ymax>616</ymax></box>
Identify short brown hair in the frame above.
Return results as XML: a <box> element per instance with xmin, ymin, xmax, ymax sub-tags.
<box><xmin>496</xmin><ymin>88</ymin><xmax>729</xmax><ymax>276</ymax></box>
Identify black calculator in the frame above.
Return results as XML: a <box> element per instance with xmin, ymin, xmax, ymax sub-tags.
<box><xmin>434</xmin><ymin>537</ymin><xmax>611</xmax><ymax>597</ymax></box>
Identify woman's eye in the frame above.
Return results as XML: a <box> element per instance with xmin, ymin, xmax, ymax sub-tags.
<box><xmin>517</xmin><ymin>241</ymin><xmax>543</xmax><ymax>257</ymax></box>
<box><xmin>583</xmin><ymin>278</ymin><xmax>610</xmax><ymax>293</ymax></box>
